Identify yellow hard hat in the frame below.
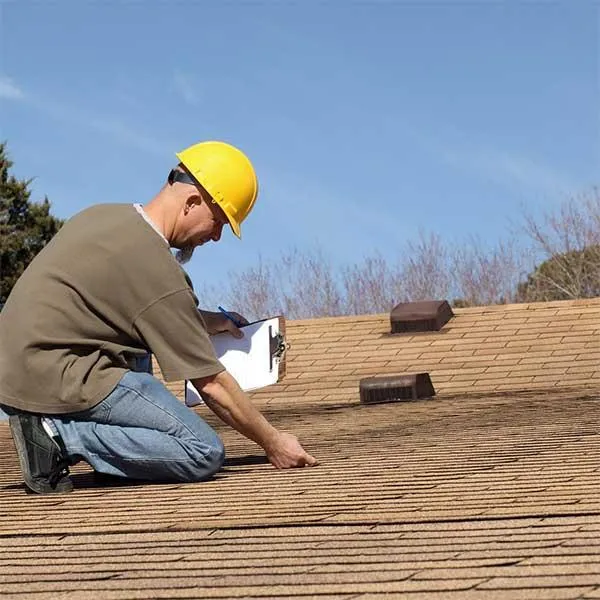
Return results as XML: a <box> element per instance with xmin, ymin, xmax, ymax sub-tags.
<box><xmin>176</xmin><ymin>140</ymin><xmax>259</xmax><ymax>238</ymax></box>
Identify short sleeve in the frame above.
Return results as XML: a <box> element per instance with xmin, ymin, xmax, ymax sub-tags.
<box><xmin>133</xmin><ymin>289</ymin><xmax>225</xmax><ymax>381</ymax></box>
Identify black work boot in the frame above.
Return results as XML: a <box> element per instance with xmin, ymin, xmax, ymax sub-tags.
<box><xmin>9</xmin><ymin>414</ymin><xmax>73</xmax><ymax>494</ymax></box>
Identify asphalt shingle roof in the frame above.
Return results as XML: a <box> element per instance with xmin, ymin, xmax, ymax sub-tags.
<box><xmin>1</xmin><ymin>298</ymin><xmax>599</xmax><ymax>599</ymax></box>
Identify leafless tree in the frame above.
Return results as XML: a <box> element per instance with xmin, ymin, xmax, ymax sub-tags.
<box><xmin>341</xmin><ymin>254</ymin><xmax>399</xmax><ymax>315</ymax></box>
<box><xmin>450</xmin><ymin>236</ymin><xmax>529</xmax><ymax>306</ymax></box>
<box><xmin>197</xmin><ymin>256</ymin><xmax>281</xmax><ymax>319</ymax></box>
<box><xmin>197</xmin><ymin>187</ymin><xmax>599</xmax><ymax>319</ymax></box>
<box><xmin>277</xmin><ymin>248</ymin><xmax>343</xmax><ymax>318</ymax></box>
<box><xmin>197</xmin><ymin>248</ymin><xmax>344</xmax><ymax>320</ymax></box>
<box><xmin>400</xmin><ymin>231</ymin><xmax>453</xmax><ymax>302</ymax></box>
<box><xmin>517</xmin><ymin>188</ymin><xmax>600</xmax><ymax>301</ymax></box>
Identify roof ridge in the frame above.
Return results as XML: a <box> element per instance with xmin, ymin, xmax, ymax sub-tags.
<box><xmin>289</xmin><ymin>297</ymin><xmax>600</xmax><ymax>326</ymax></box>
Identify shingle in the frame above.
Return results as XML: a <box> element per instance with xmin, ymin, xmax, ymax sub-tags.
<box><xmin>0</xmin><ymin>298</ymin><xmax>599</xmax><ymax>598</ymax></box>
<box><xmin>477</xmin><ymin>574</ymin><xmax>600</xmax><ymax>589</ymax></box>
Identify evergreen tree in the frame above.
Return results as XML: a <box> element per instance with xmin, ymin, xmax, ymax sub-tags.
<box><xmin>516</xmin><ymin>246</ymin><xmax>600</xmax><ymax>302</ymax></box>
<box><xmin>0</xmin><ymin>143</ymin><xmax>64</xmax><ymax>304</ymax></box>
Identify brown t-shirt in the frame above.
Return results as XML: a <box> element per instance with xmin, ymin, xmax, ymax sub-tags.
<box><xmin>0</xmin><ymin>203</ymin><xmax>224</xmax><ymax>414</ymax></box>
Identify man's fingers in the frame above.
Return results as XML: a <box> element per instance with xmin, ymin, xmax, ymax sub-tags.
<box><xmin>221</xmin><ymin>319</ymin><xmax>244</xmax><ymax>338</ymax></box>
<box><xmin>230</xmin><ymin>325</ymin><xmax>244</xmax><ymax>339</ymax></box>
<box><xmin>270</xmin><ymin>454</ymin><xmax>318</xmax><ymax>469</ymax></box>
<box><xmin>267</xmin><ymin>433</ymin><xmax>317</xmax><ymax>469</ymax></box>
<box><xmin>303</xmin><ymin>453</ymin><xmax>319</xmax><ymax>467</ymax></box>
<box><xmin>232</xmin><ymin>312</ymin><xmax>250</xmax><ymax>326</ymax></box>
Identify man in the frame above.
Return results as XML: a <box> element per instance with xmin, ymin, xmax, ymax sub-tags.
<box><xmin>0</xmin><ymin>140</ymin><xmax>317</xmax><ymax>495</ymax></box>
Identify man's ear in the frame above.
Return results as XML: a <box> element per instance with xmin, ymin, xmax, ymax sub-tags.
<box><xmin>184</xmin><ymin>194</ymin><xmax>202</xmax><ymax>214</ymax></box>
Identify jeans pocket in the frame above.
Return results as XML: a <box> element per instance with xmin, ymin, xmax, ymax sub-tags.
<box><xmin>71</xmin><ymin>397</ymin><xmax>113</xmax><ymax>425</ymax></box>
<box><xmin>90</xmin><ymin>401</ymin><xmax>113</xmax><ymax>424</ymax></box>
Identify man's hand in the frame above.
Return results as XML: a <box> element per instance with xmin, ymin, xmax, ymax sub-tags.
<box><xmin>218</xmin><ymin>310</ymin><xmax>248</xmax><ymax>339</ymax></box>
<box><xmin>200</xmin><ymin>310</ymin><xmax>249</xmax><ymax>339</ymax></box>
<box><xmin>264</xmin><ymin>431</ymin><xmax>319</xmax><ymax>469</ymax></box>
<box><xmin>193</xmin><ymin>371</ymin><xmax>319</xmax><ymax>471</ymax></box>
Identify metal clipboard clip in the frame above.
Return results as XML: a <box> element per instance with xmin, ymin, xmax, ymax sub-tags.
<box><xmin>269</xmin><ymin>325</ymin><xmax>288</xmax><ymax>372</ymax></box>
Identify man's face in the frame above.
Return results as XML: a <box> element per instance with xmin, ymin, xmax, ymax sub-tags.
<box><xmin>176</xmin><ymin>191</ymin><xmax>230</xmax><ymax>263</ymax></box>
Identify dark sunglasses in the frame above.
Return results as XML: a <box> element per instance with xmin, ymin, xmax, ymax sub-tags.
<box><xmin>168</xmin><ymin>169</ymin><xmax>198</xmax><ymax>186</ymax></box>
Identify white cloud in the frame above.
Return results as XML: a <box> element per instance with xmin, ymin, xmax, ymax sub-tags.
<box><xmin>1</xmin><ymin>76</ymin><xmax>168</xmax><ymax>156</ymax></box>
<box><xmin>173</xmin><ymin>70</ymin><xmax>200</xmax><ymax>107</ymax></box>
<box><xmin>443</xmin><ymin>145</ymin><xmax>574</xmax><ymax>197</ymax></box>
<box><xmin>0</xmin><ymin>76</ymin><xmax>25</xmax><ymax>100</ymax></box>
<box><xmin>86</xmin><ymin>115</ymin><xmax>166</xmax><ymax>156</ymax></box>
<box><xmin>411</xmin><ymin>125</ymin><xmax>576</xmax><ymax>198</ymax></box>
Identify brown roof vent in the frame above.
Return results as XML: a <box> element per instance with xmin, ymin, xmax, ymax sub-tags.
<box><xmin>390</xmin><ymin>300</ymin><xmax>454</xmax><ymax>334</ymax></box>
<box><xmin>359</xmin><ymin>373</ymin><xmax>435</xmax><ymax>404</ymax></box>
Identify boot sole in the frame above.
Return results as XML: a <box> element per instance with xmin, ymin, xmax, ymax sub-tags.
<box><xmin>9</xmin><ymin>415</ymin><xmax>73</xmax><ymax>494</ymax></box>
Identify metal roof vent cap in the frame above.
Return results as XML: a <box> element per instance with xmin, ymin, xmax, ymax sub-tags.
<box><xmin>359</xmin><ymin>373</ymin><xmax>435</xmax><ymax>404</ymax></box>
<box><xmin>390</xmin><ymin>300</ymin><xmax>454</xmax><ymax>334</ymax></box>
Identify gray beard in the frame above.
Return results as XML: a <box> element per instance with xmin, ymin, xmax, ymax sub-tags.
<box><xmin>175</xmin><ymin>246</ymin><xmax>195</xmax><ymax>265</ymax></box>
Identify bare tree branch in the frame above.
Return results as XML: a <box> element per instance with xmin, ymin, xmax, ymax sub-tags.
<box><xmin>197</xmin><ymin>187</ymin><xmax>600</xmax><ymax>319</ymax></box>
<box><xmin>518</xmin><ymin>188</ymin><xmax>600</xmax><ymax>301</ymax></box>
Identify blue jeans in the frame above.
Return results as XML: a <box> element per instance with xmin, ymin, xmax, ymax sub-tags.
<box><xmin>4</xmin><ymin>358</ymin><xmax>225</xmax><ymax>482</ymax></box>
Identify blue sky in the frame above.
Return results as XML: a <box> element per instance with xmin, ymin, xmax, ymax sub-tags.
<box><xmin>0</xmin><ymin>0</ymin><xmax>598</xmax><ymax>293</ymax></box>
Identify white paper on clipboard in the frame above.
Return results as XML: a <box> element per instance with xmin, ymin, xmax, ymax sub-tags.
<box><xmin>185</xmin><ymin>316</ymin><xmax>286</xmax><ymax>407</ymax></box>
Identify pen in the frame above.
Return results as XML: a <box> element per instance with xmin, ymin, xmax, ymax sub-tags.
<box><xmin>218</xmin><ymin>305</ymin><xmax>244</xmax><ymax>328</ymax></box>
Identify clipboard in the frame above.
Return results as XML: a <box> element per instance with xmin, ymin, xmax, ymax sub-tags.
<box><xmin>185</xmin><ymin>315</ymin><xmax>287</xmax><ymax>407</ymax></box>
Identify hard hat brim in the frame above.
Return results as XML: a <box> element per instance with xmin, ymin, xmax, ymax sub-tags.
<box><xmin>227</xmin><ymin>216</ymin><xmax>241</xmax><ymax>239</ymax></box>
<box><xmin>209</xmin><ymin>199</ymin><xmax>241</xmax><ymax>239</ymax></box>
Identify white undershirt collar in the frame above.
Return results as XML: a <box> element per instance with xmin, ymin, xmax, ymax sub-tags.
<box><xmin>133</xmin><ymin>203</ymin><xmax>169</xmax><ymax>246</ymax></box>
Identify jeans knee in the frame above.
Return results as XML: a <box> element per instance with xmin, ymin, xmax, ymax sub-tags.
<box><xmin>185</xmin><ymin>435</ymin><xmax>225</xmax><ymax>481</ymax></box>
<box><xmin>206</xmin><ymin>437</ymin><xmax>225</xmax><ymax>476</ymax></box>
